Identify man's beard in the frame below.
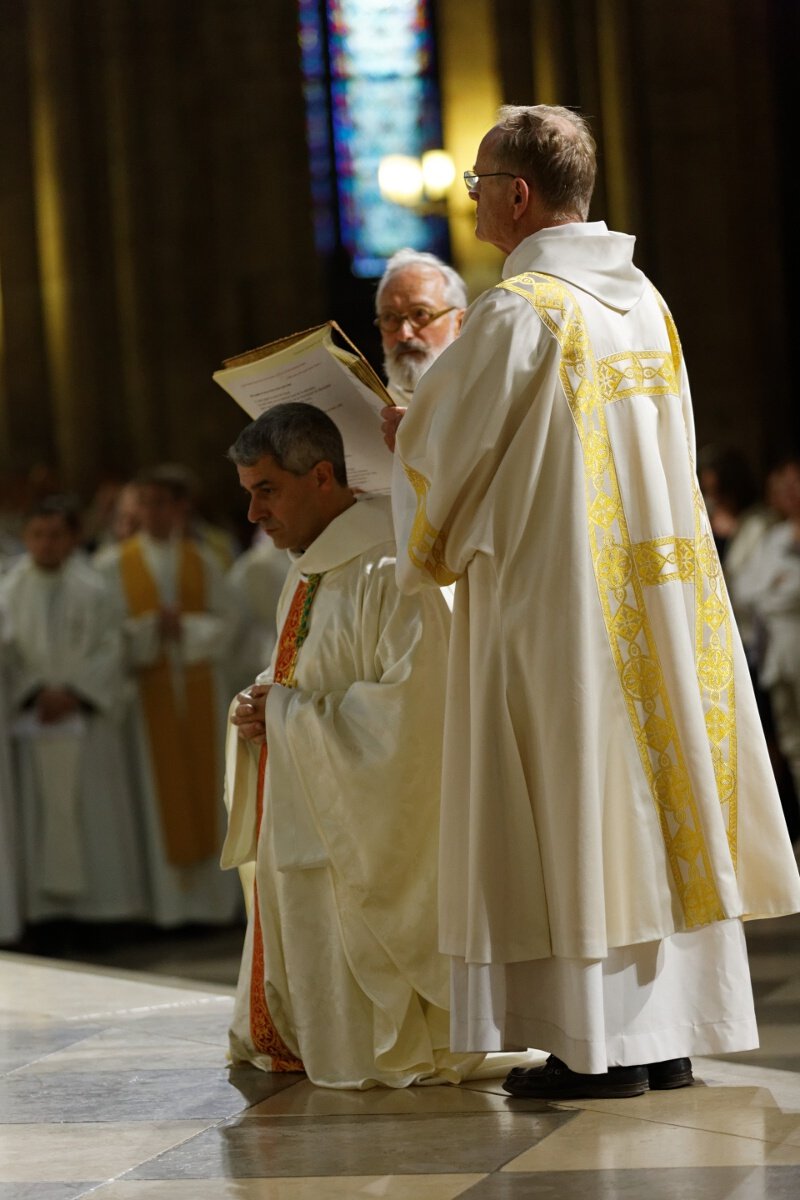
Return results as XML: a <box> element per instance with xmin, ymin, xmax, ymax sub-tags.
<box><xmin>383</xmin><ymin>339</ymin><xmax>439</xmax><ymax>393</ymax></box>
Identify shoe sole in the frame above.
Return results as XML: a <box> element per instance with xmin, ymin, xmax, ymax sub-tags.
<box><xmin>503</xmin><ymin>1081</ymin><xmax>649</xmax><ymax>1100</ymax></box>
<box><xmin>649</xmin><ymin>1072</ymin><xmax>694</xmax><ymax>1090</ymax></box>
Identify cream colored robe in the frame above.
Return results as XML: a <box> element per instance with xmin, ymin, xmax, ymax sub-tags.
<box><xmin>223</xmin><ymin>496</ymin><xmax>488</xmax><ymax>1088</ymax></box>
<box><xmin>0</xmin><ymin>632</ymin><xmax>22</xmax><ymax>942</ymax></box>
<box><xmin>97</xmin><ymin>535</ymin><xmax>242</xmax><ymax>927</ymax></box>
<box><xmin>392</xmin><ymin>223</ymin><xmax>800</xmax><ymax>1069</ymax></box>
<box><xmin>0</xmin><ymin>555</ymin><xmax>146</xmax><ymax>922</ymax></box>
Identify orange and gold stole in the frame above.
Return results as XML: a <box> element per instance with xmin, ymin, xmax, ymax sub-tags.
<box><xmin>119</xmin><ymin>536</ymin><xmax>219</xmax><ymax>866</ymax></box>
<box><xmin>249</xmin><ymin>572</ymin><xmax>322</xmax><ymax>1071</ymax></box>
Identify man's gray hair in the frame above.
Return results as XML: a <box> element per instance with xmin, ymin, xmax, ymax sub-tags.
<box><xmin>492</xmin><ymin>105</ymin><xmax>596</xmax><ymax>222</ymax></box>
<box><xmin>376</xmin><ymin>248</ymin><xmax>468</xmax><ymax>310</ymax></box>
<box><xmin>227</xmin><ymin>402</ymin><xmax>348</xmax><ymax>487</ymax></box>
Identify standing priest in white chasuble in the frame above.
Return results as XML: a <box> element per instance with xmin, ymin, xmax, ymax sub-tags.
<box><xmin>1</xmin><ymin>496</ymin><xmax>146</xmax><ymax>926</ymax></box>
<box><xmin>390</xmin><ymin>105</ymin><xmax>800</xmax><ymax>1100</ymax></box>
<box><xmin>0</xmin><ymin>606</ymin><xmax>22</xmax><ymax>944</ymax></box>
<box><xmin>96</xmin><ymin>466</ymin><xmax>243</xmax><ymax>928</ymax></box>
<box><xmin>223</xmin><ymin>403</ymin><xmax>527</xmax><ymax>1089</ymax></box>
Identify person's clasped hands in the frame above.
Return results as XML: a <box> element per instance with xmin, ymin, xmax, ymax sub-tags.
<box><xmin>232</xmin><ymin>684</ymin><xmax>271</xmax><ymax>745</ymax></box>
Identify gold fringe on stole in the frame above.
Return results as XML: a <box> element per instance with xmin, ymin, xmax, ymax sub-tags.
<box><xmin>119</xmin><ymin>537</ymin><xmax>220</xmax><ymax>866</ymax></box>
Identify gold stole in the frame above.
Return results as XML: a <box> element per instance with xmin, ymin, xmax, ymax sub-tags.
<box><xmin>119</xmin><ymin>537</ymin><xmax>219</xmax><ymax>867</ymax></box>
<box><xmin>249</xmin><ymin>572</ymin><xmax>322</xmax><ymax>1071</ymax></box>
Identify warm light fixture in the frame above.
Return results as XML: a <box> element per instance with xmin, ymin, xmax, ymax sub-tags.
<box><xmin>377</xmin><ymin>155</ymin><xmax>424</xmax><ymax>207</ymax></box>
<box><xmin>420</xmin><ymin>150</ymin><xmax>456</xmax><ymax>200</ymax></box>
<box><xmin>378</xmin><ymin>149</ymin><xmax>455</xmax><ymax>212</ymax></box>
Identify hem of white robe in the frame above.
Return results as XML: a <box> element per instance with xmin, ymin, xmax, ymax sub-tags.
<box><xmin>449</xmin><ymin>918</ymin><xmax>758</xmax><ymax>1074</ymax></box>
<box><xmin>228</xmin><ymin>1031</ymin><xmax>530</xmax><ymax>1090</ymax></box>
<box><xmin>456</xmin><ymin>1013</ymin><xmax>758</xmax><ymax>1076</ymax></box>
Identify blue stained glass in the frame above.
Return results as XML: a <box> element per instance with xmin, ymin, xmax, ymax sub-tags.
<box><xmin>298</xmin><ymin>0</ymin><xmax>449</xmax><ymax>276</ymax></box>
<box><xmin>298</xmin><ymin>2</ymin><xmax>336</xmax><ymax>254</ymax></box>
<box><xmin>328</xmin><ymin>0</ymin><xmax>428</xmax><ymax>78</ymax></box>
<box><xmin>298</xmin><ymin>0</ymin><xmax>326</xmax><ymax>77</ymax></box>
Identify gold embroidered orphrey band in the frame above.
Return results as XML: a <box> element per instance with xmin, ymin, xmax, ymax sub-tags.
<box><xmin>401</xmin><ymin>461</ymin><xmax>459</xmax><ymax>586</ymax></box>
<box><xmin>498</xmin><ymin>270</ymin><xmax>737</xmax><ymax>927</ymax></box>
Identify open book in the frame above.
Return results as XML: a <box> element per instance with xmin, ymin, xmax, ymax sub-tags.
<box><xmin>212</xmin><ymin>322</ymin><xmax>394</xmax><ymax>494</ymax></box>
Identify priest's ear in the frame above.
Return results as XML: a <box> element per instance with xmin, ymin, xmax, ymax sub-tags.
<box><xmin>511</xmin><ymin>176</ymin><xmax>531</xmax><ymax>221</ymax></box>
<box><xmin>310</xmin><ymin>460</ymin><xmax>337</xmax><ymax>490</ymax></box>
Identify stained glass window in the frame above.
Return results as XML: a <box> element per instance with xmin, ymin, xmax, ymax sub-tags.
<box><xmin>298</xmin><ymin>0</ymin><xmax>449</xmax><ymax>277</ymax></box>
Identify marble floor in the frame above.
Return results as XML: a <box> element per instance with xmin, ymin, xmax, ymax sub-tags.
<box><xmin>1</xmin><ymin>913</ymin><xmax>799</xmax><ymax>1199</ymax></box>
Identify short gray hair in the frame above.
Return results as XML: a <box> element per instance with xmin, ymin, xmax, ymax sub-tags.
<box><xmin>227</xmin><ymin>403</ymin><xmax>348</xmax><ymax>487</ymax></box>
<box><xmin>376</xmin><ymin>248</ymin><xmax>468</xmax><ymax>310</ymax></box>
<box><xmin>492</xmin><ymin>105</ymin><xmax>596</xmax><ymax>222</ymax></box>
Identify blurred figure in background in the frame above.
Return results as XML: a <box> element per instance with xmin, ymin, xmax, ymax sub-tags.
<box><xmin>736</xmin><ymin>458</ymin><xmax>800</xmax><ymax>844</ymax></box>
<box><xmin>0</xmin><ymin>475</ymin><xmax>31</xmax><ymax>572</ymax></box>
<box><xmin>0</xmin><ymin>495</ymin><xmax>146</xmax><ymax>933</ymax></box>
<box><xmin>0</xmin><ymin>612</ymin><xmax>22</xmax><ymax>945</ymax></box>
<box><xmin>89</xmin><ymin>480</ymin><xmax>143</xmax><ymax>558</ymax></box>
<box><xmin>96</xmin><ymin>465</ymin><xmax>243</xmax><ymax>927</ymax></box>
<box><xmin>164</xmin><ymin>462</ymin><xmax>240</xmax><ymax>571</ymax></box>
<box><xmin>697</xmin><ymin>444</ymin><xmax>762</xmax><ymax>565</ymax></box>
<box><xmin>226</xmin><ymin>528</ymin><xmax>291</xmax><ymax>694</ymax></box>
<box><xmin>698</xmin><ymin>444</ymin><xmax>782</xmax><ymax>661</ymax></box>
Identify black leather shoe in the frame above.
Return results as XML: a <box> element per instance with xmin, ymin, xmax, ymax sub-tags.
<box><xmin>647</xmin><ymin>1057</ymin><xmax>694</xmax><ymax>1089</ymax></box>
<box><xmin>502</xmin><ymin>1055</ymin><xmax>649</xmax><ymax>1100</ymax></box>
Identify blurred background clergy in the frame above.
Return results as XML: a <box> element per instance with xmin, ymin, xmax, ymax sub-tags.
<box><xmin>0</xmin><ymin>1</ymin><xmax>795</xmax><ymax>527</ymax></box>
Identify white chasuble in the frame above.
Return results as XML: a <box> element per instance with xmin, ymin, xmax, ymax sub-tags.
<box><xmin>392</xmin><ymin>222</ymin><xmax>800</xmax><ymax>1070</ymax></box>
<box><xmin>0</xmin><ymin>555</ymin><xmax>146</xmax><ymax>921</ymax></box>
<box><xmin>0</xmin><ymin>635</ymin><xmax>22</xmax><ymax>942</ymax></box>
<box><xmin>224</xmin><ymin>495</ymin><xmax>519</xmax><ymax>1088</ymax></box>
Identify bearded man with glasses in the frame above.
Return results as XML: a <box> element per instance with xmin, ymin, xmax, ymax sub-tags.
<box><xmin>375</xmin><ymin>249</ymin><xmax>466</xmax><ymax>452</ymax></box>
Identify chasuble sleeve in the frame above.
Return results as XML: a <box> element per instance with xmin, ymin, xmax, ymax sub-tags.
<box><xmin>392</xmin><ymin>288</ymin><xmax>549</xmax><ymax>591</ymax></box>
<box><xmin>220</xmin><ymin>696</ymin><xmax>261</xmax><ymax>869</ymax></box>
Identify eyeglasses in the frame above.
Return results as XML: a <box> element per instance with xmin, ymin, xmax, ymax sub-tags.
<box><xmin>463</xmin><ymin>170</ymin><xmax>517</xmax><ymax>192</ymax></box>
<box><xmin>373</xmin><ymin>306</ymin><xmax>456</xmax><ymax>333</ymax></box>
